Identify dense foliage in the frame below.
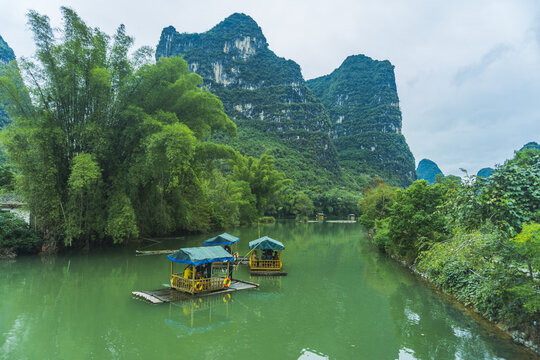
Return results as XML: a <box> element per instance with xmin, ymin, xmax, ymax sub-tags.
<box><xmin>360</xmin><ymin>147</ymin><xmax>540</xmax><ymax>343</ymax></box>
<box><xmin>155</xmin><ymin>14</ymin><xmax>341</xmax><ymax>191</ymax></box>
<box><xmin>0</xmin><ymin>35</ymin><xmax>15</xmax><ymax>65</ymax></box>
<box><xmin>155</xmin><ymin>14</ymin><xmax>410</xmax><ymax>214</ymax></box>
<box><xmin>0</xmin><ymin>34</ymin><xmax>17</xmax><ymax>130</ymax></box>
<box><xmin>0</xmin><ymin>212</ymin><xmax>39</xmax><ymax>254</ymax></box>
<box><xmin>306</xmin><ymin>54</ymin><xmax>416</xmax><ymax>187</ymax></box>
<box><xmin>0</xmin><ymin>8</ymin><xmax>288</xmax><ymax>252</ymax></box>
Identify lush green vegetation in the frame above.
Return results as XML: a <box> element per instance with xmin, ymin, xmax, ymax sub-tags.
<box><xmin>0</xmin><ymin>212</ymin><xmax>40</xmax><ymax>256</ymax></box>
<box><xmin>0</xmin><ymin>34</ymin><xmax>15</xmax><ymax>65</ymax></box>
<box><xmin>360</xmin><ymin>147</ymin><xmax>540</xmax><ymax>342</ymax></box>
<box><xmin>0</xmin><ymin>34</ymin><xmax>17</xmax><ymax>130</ymax></box>
<box><xmin>307</xmin><ymin>54</ymin><xmax>416</xmax><ymax>187</ymax></box>
<box><xmin>156</xmin><ymin>14</ymin><xmax>342</xmax><ymax>192</ymax></box>
<box><xmin>155</xmin><ymin>14</ymin><xmax>395</xmax><ymax>216</ymax></box>
<box><xmin>0</xmin><ymin>8</ymin><xmax>289</xmax><ymax>253</ymax></box>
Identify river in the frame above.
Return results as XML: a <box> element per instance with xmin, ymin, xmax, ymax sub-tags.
<box><xmin>0</xmin><ymin>221</ymin><xmax>537</xmax><ymax>359</ymax></box>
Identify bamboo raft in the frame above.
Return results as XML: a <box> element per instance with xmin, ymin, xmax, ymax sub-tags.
<box><xmin>307</xmin><ymin>220</ymin><xmax>357</xmax><ymax>223</ymax></box>
<box><xmin>136</xmin><ymin>249</ymin><xmax>177</xmax><ymax>256</ymax></box>
<box><xmin>132</xmin><ymin>279</ymin><xmax>259</xmax><ymax>304</ymax></box>
<box><xmin>250</xmin><ymin>271</ymin><xmax>288</xmax><ymax>276</ymax></box>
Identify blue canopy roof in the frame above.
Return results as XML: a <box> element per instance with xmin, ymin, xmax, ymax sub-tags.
<box><xmin>202</xmin><ymin>233</ymin><xmax>239</xmax><ymax>246</ymax></box>
<box><xmin>249</xmin><ymin>236</ymin><xmax>285</xmax><ymax>250</ymax></box>
<box><xmin>167</xmin><ymin>246</ymin><xmax>234</xmax><ymax>265</ymax></box>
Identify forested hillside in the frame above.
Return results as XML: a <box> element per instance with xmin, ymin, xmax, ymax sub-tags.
<box><xmin>156</xmin><ymin>13</ymin><xmax>343</xmax><ymax>190</ymax></box>
<box><xmin>0</xmin><ymin>8</ymin><xmax>290</xmax><ymax>252</ymax></box>
<box><xmin>307</xmin><ymin>55</ymin><xmax>416</xmax><ymax>187</ymax></box>
<box><xmin>0</xmin><ymin>35</ymin><xmax>16</xmax><ymax>129</ymax></box>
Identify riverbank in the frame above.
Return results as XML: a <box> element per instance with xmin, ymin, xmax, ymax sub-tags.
<box><xmin>387</xmin><ymin>251</ymin><xmax>540</xmax><ymax>357</ymax></box>
<box><xmin>2</xmin><ymin>221</ymin><xmax>534</xmax><ymax>359</ymax></box>
<box><xmin>357</xmin><ymin>158</ymin><xmax>540</xmax><ymax>357</ymax></box>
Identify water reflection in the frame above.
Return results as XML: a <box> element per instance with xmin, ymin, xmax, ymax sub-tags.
<box><xmin>1</xmin><ymin>221</ymin><xmax>537</xmax><ymax>359</ymax></box>
<box><xmin>165</xmin><ymin>295</ymin><xmax>233</xmax><ymax>337</ymax></box>
<box><xmin>298</xmin><ymin>348</ymin><xmax>329</xmax><ymax>359</ymax></box>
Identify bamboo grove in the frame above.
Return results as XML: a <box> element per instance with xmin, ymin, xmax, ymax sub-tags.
<box><xmin>0</xmin><ymin>8</ymin><xmax>289</xmax><ymax>250</ymax></box>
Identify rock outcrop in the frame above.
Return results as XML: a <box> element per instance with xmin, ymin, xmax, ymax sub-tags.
<box><xmin>416</xmin><ymin>159</ymin><xmax>443</xmax><ymax>184</ymax></box>
<box><xmin>156</xmin><ymin>13</ymin><xmax>341</xmax><ymax>188</ymax></box>
<box><xmin>0</xmin><ymin>35</ymin><xmax>16</xmax><ymax>128</ymax></box>
<box><xmin>520</xmin><ymin>141</ymin><xmax>540</xmax><ymax>151</ymax></box>
<box><xmin>156</xmin><ymin>14</ymin><xmax>419</xmax><ymax>189</ymax></box>
<box><xmin>477</xmin><ymin>168</ymin><xmax>494</xmax><ymax>178</ymax></box>
<box><xmin>307</xmin><ymin>55</ymin><xmax>416</xmax><ymax>187</ymax></box>
<box><xmin>0</xmin><ymin>35</ymin><xmax>15</xmax><ymax>65</ymax></box>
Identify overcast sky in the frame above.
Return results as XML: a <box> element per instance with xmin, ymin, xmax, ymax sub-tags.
<box><xmin>1</xmin><ymin>0</ymin><xmax>539</xmax><ymax>176</ymax></box>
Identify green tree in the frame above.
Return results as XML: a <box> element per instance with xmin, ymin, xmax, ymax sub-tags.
<box><xmin>230</xmin><ymin>153</ymin><xmax>289</xmax><ymax>216</ymax></box>
<box><xmin>510</xmin><ymin>222</ymin><xmax>540</xmax><ymax>281</ymax></box>
<box><xmin>0</xmin><ymin>212</ymin><xmax>40</xmax><ymax>254</ymax></box>
<box><xmin>358</xmin><ymin>179</ymin><xmax>397</xmax><ymax>229</ymax></box>
<box><xmin>0</xmin><ymin>164</ymin><xmax>14</xmax><ymax>190</ymax></box>
<box><xmin>293</xmin><ymin>192</ymin><xmax>314</xmax><ymax>220</ymax></box>
<box><xmin>0</xmin><ymin>8</ymin><xmax>241</xmax><ymax>248</ymax></box>
<box><xmin>385</xmin><ymin>180</ymin><xmax>448</xmax><ymax>260</ymax></box>
<box><xmin>65</xmin><ymin>153</ymin><xmax>103</xmax><ymax>246</ymax></box>
<box><xmin>449</xmin><ymin>152</ymin><xmax>540</xmax><ymax>237</ymax></box>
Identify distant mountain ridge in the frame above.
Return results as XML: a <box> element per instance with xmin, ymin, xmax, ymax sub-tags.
<box><xmin>0</xmin><ymin>34</ymin><xmax>16</xmax><ymax>128</ymax></box>
<box><xmin>306</xmin><ymin>55</ymin><xmax>416</xmax><ymax>187</ymax></box>
<box><xmin>0</xmin><ymin>35</ymin><xmax>15</xmax><ymax>65</ymax></box>
<box><xmin>156</xmin><ymin>13</ymin><xmax>341</xmax><ymax>189</ymax></box>
<box><xmin>418</xmin><ymin>141</ymin><xmax>539</xmax><ymax>182</ymax></box>
<box><xmin>416</xmin><ymin>159</ymin><xmax>443</xmax><ymax>184</ymax></box>
<box><xmin>156</xmin><ymin>13</ymin><xmax>417</xmax><ymax>189</ymax></box>
<box><xmin>477</xmin><ymin>168</ymin><xmax>493</xmax><ymax>178</ymax></box>
<box><xmin>520</xmin><ymin>142</ymin><xmax>540</xmax><ymax>151</ymax></box>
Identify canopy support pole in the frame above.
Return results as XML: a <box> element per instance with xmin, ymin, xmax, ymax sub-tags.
<box><xmin>237</xmin><ymin>239</ymin><xmax>264</xmax><ymax>264</ymax></box>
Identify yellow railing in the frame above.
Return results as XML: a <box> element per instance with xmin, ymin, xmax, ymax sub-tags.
<box><xmin>171</xmin><ymin>274</ymin><xmax>227</xmax><ymax>294</ymax></box>
<box><xmin>249</xmin><ymin>257</ymin><xmax>282</xmax><ymax>271</ymax></box>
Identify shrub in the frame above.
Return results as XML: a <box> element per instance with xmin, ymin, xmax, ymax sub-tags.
<box><xmin>0</xmin><ymin>212</ymin><xmax>40</xmax><ymax>254</ymax></box>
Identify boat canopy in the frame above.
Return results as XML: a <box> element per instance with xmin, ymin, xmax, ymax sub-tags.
<box><xmin>167</xmin><ymin>246</ymin><xmax>234</xmax><ymax>265</ymax></box>
<box><xmin>202</xmin><ymin>233</ymin><xmax>239</xmax><ymax>246</ymax></box>
<box><xmin>249</xmin><ymin>236</ymin><xmax>285</xmax><ymax>250</ymax></box>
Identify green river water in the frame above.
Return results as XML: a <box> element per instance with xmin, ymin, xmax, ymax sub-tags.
<box><xmin>1</xmin><ymin>221</ymin><xmax>537</xmax><ymax>359</ymax></box>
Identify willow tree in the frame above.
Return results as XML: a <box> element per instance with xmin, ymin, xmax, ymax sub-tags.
<box><xmin>0</xmin><ymin>8</ymin><xmax>237</xmax><ymax>249</ymax></box>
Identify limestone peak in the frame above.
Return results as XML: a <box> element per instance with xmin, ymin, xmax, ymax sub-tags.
<box><xmin>0</xmin><ymin>34</ymin><xmax>15</xmax><ymax>65</ymax></box>
<box><xmin>210</xmin><ymin>13</ymin><xmax>265</xmax><ymax>40</ymax></box>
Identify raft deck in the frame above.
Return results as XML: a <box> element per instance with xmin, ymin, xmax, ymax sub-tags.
<box><xmin>250</xmin><ymin>271</ymin><xmax>288</xmax><ymax>276</ymax></box>
<box><xmin>132</xmin><ymin>279</ymin><xmax>258</xmax><ymax>304</ymax></box>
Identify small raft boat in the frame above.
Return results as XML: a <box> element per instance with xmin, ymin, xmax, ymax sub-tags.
<box><xmin>202</xmin><ymin>233</ymin><xmax>240</xmax><ymax>267</ymax></box>
<box><xmin>249</xmin><ymin>236</ymin><xmax>287</xmax><ymax>276</ymax></box>
<box><xmin>132</xmin><ymin>246</ymin><xmax>258</xmax><ymax>304</ymax></box>
<box><xmin>132</xmin><ymin>279</ymin><xmax>259</xmax><ymax>304</ymax></box>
